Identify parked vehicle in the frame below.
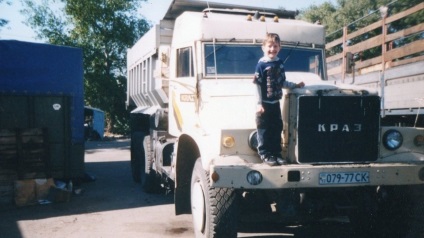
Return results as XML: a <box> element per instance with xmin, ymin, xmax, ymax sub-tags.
<box><xmin>84</xmin><ymin>106</ymin><xmax>105</xmax><ymax>141</ymax></box>
<box><xmin>127</xmin><ymin>1</ymin><xmax>424</xmax><ymax>237</ymax></box>
<box><xmin>325</xmin><ymin>2</ymin><xmax>424</xmax><ymax>127</ymax></box>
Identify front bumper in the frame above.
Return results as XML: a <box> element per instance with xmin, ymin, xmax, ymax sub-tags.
<box><xmin>210</xmin><ymin>157</ymin><xmax>424</xmax><ymax>189</ymax></box>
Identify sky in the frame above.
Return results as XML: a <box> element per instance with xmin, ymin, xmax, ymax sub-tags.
<box><xmin>0</xmin><ymin>0</ymin><xmax>336</xmax><ymax>43</ymax></box>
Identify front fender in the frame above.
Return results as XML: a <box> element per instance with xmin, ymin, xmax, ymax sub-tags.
<box><xmin>174</xmin><ymin>134</ymin><xmax>200</xmax><ymax>215</ymax></box>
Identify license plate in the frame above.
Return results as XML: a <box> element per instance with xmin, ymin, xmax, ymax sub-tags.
<box><xmin>319</xmin><ymin>172</ymin><xmax>370</xmax><ymax>185</ymax></box>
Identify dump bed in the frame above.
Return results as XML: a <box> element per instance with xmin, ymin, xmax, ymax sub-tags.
<box><xmin>127</xmin><ymin>20</ymin><xmax>174</xmax><ymax>113</ymax></box>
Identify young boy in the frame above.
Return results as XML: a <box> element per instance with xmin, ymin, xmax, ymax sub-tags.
<box><xmin>253</xmin><ymin>33</ymin><xmax>305</xmax><ymax>166</ymax></box>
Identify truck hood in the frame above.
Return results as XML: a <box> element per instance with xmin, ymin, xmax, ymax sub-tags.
<box><xmin>286</xmin><ymin>72</ymin><xmax>379</xmax><ymax>96</ymax></box>
<box><xmin>197</xmin><ymin>72</ymin><xmax>377</xmax><ymax>134</ymax></box>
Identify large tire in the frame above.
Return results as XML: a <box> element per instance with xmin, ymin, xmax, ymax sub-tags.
<box><xmin>141</xmin><ymin>136</ymin><xmax>162</xmax><ymax>193</ymax></box>
<box><xmin>190</xmin><ymin>159</ymin><xmax>239</xmax><ymax>238</ymax></box>
<box><xmin>131</xmin><ymin>132</ymin><xmax>155</xmax><ymax>189</ymax></box>
<box><xmin>130</xmin><ymin>132</ymin><xmax>144</xmax><ymax>183</ymax></box>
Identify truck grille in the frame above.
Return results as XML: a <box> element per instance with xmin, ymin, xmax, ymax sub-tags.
<box><xmin>297</xmin><ymin>95</ymin><xmax>380</xmax><ymax>163</ymax></box>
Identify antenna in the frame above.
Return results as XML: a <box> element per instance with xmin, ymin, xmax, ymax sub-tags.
<box><xmin>414</xmin><ymin>97</ymin><xmax>424</xmax><ymax>128</ymax></box>
<box><xmin>283</xmin><ymin>41</ymin><xmax>299</xmax><ymax>64</ymax></box>
<box><xmin>206</xmin><ymin>1</ymin><xmax>218</xmax><ymax>81</ymax></box>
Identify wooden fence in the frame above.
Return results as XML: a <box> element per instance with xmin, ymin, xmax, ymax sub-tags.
<box><xmin>326</xmin><ymin>2</ymin><xmax>424</xmax><ymax>81</ymax></box>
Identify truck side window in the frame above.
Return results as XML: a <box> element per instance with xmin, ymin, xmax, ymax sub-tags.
<box><xmin>177</xmin><ymin>47</ymin><xmax>193</xmax><ymax>77</ymax></box>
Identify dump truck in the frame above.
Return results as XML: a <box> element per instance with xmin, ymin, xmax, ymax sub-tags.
<box><xmin>127</xmin><ymin>1</ymin><xmax>424</xmax><ymax>237</ymax></box>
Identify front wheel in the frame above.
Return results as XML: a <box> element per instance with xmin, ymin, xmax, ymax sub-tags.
<box><xmin>190</xmin><ymin>159</ymin><xmax>239</xmax><ymax>238</ymax></box>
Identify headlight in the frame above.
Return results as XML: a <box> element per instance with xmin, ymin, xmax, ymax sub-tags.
<box><xmin>248</xmin><ymin>130</ymin><xmax>258</xmax><ymax>151</ymax></box>
<box><xmin>246</xmin><ymin>170</ymin><xmax>262</xmax><ymax>185</ymax></box>
<box><xmin>383</xmin><ymin>129</ymin><xmax>403</xmax><ymax>151</ymax></box>
<box><xmin>222</xmin><ymin>136</ymin><xmax>235</xmax><ymax>148</ymax></box>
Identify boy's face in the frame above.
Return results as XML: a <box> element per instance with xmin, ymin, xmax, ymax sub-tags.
<box><xmin>262</xmin><ymin>41</ymin><xmax>281</xmax><ymax>60</ymax></box>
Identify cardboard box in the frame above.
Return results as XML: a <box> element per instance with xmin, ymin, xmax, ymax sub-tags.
<box><xmin>47</xmin><ymin>187</ymin><xmax>72</xmax><ymax>203</ymax></box>
<box><xmin>14</xmin><ymin>178</ymin><xmax>55</xmax><ymax>206</ymax></box>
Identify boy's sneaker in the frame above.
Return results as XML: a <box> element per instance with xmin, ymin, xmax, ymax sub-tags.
<box><xmin>260</xmin><ymin>155</ymin><xmax>277</xmax><ymax>166</ymax></box>
<box><xmin>273</xmin><ymin>155</ymin><xmax>287</xmax><ymax>165</ymax></box>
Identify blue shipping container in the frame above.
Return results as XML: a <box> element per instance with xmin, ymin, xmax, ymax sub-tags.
<box><xmin>0</xmin><ymin>40</ymin><xmax>85</xmax><ymax>179</ymax></box>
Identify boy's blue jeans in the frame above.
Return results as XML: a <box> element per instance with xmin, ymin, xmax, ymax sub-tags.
<box><xmin>256</xmin><ymin>101</ymin><xmax>283</xmax><ymax>157</ymax></box>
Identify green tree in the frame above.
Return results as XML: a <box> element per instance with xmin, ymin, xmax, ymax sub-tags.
<box><xmin>21</xmin><ymin>0</ymin><xmax>151</xmax><ymax>135</ymax></box>
<box><xmin>299</xmin><ymin>0</ymin><xmax>423</xmax><ymax>59</ymax></box>
<box><xmin>299</xmin><ymin>0</ymin><xmax>385</xmax><ymax>42</ymax></box>
<box><xmin>300</xmin><ymin>0</ymin><xmax>423</xmax><ymax>40</ymax></box>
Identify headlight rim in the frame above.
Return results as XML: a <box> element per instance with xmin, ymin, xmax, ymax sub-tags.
<box><xmin>246</xmin><ymin>170</ymin><xmax>262</xmax><ymax>185</ymax></box>
<box><xmin>382</xmin><ymin>129</ymin><xmax>403</xmax><ymax>151</ymax></box>
<box><xmin>248</xmin><ymin>130</ymin><xmax>258</xmax><ymax>152</ymax></box>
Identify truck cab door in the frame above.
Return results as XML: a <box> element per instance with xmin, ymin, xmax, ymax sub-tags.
<box><xmin>168</xmin><ymin>45</ymin><xmax>198</xmax><ymax>136</ymax></box>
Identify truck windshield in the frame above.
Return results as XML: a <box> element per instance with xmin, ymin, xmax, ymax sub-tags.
<box><xmin>204</xmin><ymin>44</ymin><xmax>324</xmax><ymax>78</ymax></box>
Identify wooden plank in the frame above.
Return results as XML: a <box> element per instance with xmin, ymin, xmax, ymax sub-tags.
<box><xmin>358</xmin><ymin>63</ymin><xmax>383</xmax><ymax>75</ymax></box>
<box><xmin>327</xmin><ymin>65</ymin><xmax>342</xmax><ymax>76</ymax></box>
<box><xmin>326</xmin><ymin>52</ymin><xmax>343</xmax><ymax>63</ymax></box>
<box><xmin>347</xmin><ymin>35</ymin><xmax>382</xmax><ymax>54</ymax></box>
<box><xmin>385</xmin><ymin>23</ymin><xmax>424</xmax><ymax>42</ymax></box>
<box><xmin>354</xmin><ymin>56</ymin><xmax>382</xmax><ymax>70</ymax></box>
<box><xmin>385</xmin><ymin>39</ymin><xmax>424</xmax><ymax>61</ymax></box>
<box><xmin>0</xmin><ymin>168</ymin><xmax>18</xmax><ymax>205</ymax></box>
<box><xmin>386</xmin><ymin>2</ymin><xmax>424</xmax><ymax>24</ymax></box>
<box><xmin>0</xmin><ymin>129</ymin><xmax>17</xmax><ymax>171</ymax></box>
<box><xmin>346</xmin><ymin>20</ymin><xmax>382</xmax><ymax>40</ymax></box>
<box><xmin>326</xmin><ymin>37</ymin><xmax>343</xmax><ymax>49</ymax></box>
<box><xmin>327</xmin><ymin>17</ymin><xmax>386</xmax><ymax>50</ymax></box>
<box><xmin>390</xmin><ymin>55</ymin><xmax>424</xmax><ymax>68</ymax></box>
<box><xmin>0</xmin><ymin>130</ymin><xmax>16</xmax><ymax>144</ymax></box>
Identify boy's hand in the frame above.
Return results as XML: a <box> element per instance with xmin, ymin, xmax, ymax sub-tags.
<box><xmin>296</xmin><ymin>82</ymin><xmax>305</xmax><ymax>88</ymax></box>
<box><xmin>256</xmin><ymin>104</ymin><xmax>264</xmax><ymax>114</ymax></box>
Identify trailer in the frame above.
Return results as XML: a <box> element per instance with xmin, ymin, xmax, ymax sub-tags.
<box><xmin>325</xmin><ymin>2</ymin><xmax>424</xmax><ymax>127</ymax></box>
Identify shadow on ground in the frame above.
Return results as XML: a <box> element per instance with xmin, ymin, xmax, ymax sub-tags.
<box><xmin>0</xmin><ymin>139</ymin><xmax>173</xmax><ymax>238</ymax></box>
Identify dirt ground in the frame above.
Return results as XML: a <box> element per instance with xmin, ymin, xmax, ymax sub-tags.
<box><xmin>1</xmin><ymin>139</ymin><xmax>423</xmax><ymax>238</ymax></box>
<box><xmin>0</xmin><ymin>139</ymin><xmax>194</xmax><ymax>238</ymax></box>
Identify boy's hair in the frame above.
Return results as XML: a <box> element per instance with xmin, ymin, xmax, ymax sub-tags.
<box><xmin>263</xmin><ymin>33</ymin><xmax>281</xmax><ymax>46</ymax></box>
